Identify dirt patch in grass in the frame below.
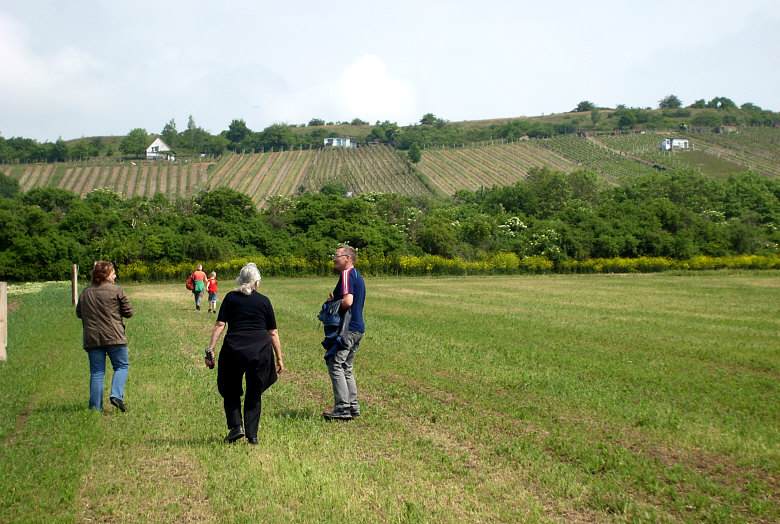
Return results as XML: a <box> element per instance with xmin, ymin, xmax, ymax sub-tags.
<box><xmin>642</xmin><ymin>441</ymin><xmax>779</xmax><ymax>519</ymax></box>
<box><xmin>377</xmin><ymin>371</ymin><xmax>602</xmax><ymax>522</ymax></box>
<box><xmin>5</xmin><ymin>400</ymin><xmax>36</xmax><ymax>446</ymax></box>
<box><xmin>78</xmin><ymin>451</ymin><xmax>211</xmax><ymax>522</ymax></box>
<box><xmin>277</xmin><ymin>367</ymin><xmax>329</xmax><ymax>408</ymax></box>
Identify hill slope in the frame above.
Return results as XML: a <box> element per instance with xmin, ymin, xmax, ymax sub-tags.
<box><xmin>4</xmin><ymin>126</ymin><xmax>779</xmax><ymax>205</ymax></box>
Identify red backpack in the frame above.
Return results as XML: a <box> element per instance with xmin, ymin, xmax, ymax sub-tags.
<box><xmin>186</xmin><ymin>274</ymin><xmax>195</xmax><ymax>291</ymax></box>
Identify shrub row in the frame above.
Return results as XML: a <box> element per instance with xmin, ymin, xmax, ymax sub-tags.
<box><xmin>558</xmin><ymin>254</ymin><xmax>780</xmax><ymax>273</ymax></box>
<box><xmin>116</xmin><ymin>253</ymin><xmax>780</xmax><ymax>281</ymax></box>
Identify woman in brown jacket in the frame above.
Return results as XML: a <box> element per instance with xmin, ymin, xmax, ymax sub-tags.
<box><xmin>76</xmin><ymin>261</ymin><xmax>134</xmax><ymax>411</ymax></box>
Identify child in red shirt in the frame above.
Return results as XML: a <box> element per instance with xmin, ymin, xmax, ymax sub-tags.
<box><xmin>207</xmin><ymin>272</ymin><xmax>218</xmax><ymax>313</ymax></box>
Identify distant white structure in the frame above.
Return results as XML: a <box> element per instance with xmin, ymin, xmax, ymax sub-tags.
<box><xmin>324</xmin><ymin>137</ymin><xmax>357</xmax><ymax>148</ymax></box>
<box><xmin>146</xmin><ymin>137</ymin><xmax>175</xmax><ymax>160</ymax></box>
<box><xmin>658</xmin><ymin>138</ymin><xmax>690</xmax><ymax>151</ymax></box>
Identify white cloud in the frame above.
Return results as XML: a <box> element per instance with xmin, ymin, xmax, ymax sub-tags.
<box><xmin>244</xmin><ymin>55</ymin><xmax>419</xmax><ymax>129</ymax></box>
<box><xmin>0</xmin><ymin>13</ymin><xmax>115</xmax><ymax>139</ymax></box>
<box><xmin>0</xmin><ymin>14</ymin><xmax>46</xmax><ymax>97</ymax></box>
<box><xmin>333</xmin><ymin>55</ymin><xmax>418</xmax><ymax>124</ymax></box>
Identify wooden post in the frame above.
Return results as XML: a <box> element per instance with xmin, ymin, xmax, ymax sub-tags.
<box><xmin>0</xmin><ymin>282</ymin><xmax>7</xmax><ymax>362</ymax></box>
<box><xmin>72</xmin><ymin>264</ymin><xmax>79</xmax><ymax>306</ymax></box>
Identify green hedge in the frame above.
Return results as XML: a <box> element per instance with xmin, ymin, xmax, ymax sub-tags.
<box><xmin>116</xmin><ymin>253</ymin><xmax>780</xmax><ymax>281</ymax></box>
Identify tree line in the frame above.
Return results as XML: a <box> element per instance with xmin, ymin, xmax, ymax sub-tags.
<box><xmin>2</xmin><ymin>95</ymin><xmax>778</xmax><ymax>164</ymax></box>
<box><xmin>0</xmin><ymin>165</ymin><xmax>777</xmax><ymax>281</ymax></box>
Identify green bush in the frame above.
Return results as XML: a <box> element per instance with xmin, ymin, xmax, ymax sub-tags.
<box><xmin>76</xmin><ymin>253</ymin><xmax>780</xmax><ymax>283</ymax></box>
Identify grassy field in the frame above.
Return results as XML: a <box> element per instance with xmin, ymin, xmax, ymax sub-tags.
<box><xmin>1</xmin><ymin>273</ymin><xmax>778</xmax><ymax>522</ymax></box>
<box><xmin>678</xmin><ymin>150</ymin><xmax>747</xmax><ymax>179</ymax></box>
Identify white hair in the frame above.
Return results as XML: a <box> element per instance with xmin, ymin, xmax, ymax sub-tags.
<box><xmin>235</xmin><ymin>262</ymin><xmax>261</xmax><ymax>295</ymax></box>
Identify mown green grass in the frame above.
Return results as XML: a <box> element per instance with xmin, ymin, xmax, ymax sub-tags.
<box><xmin>1</xmin><ymin>274</ymin><xmax>778</xmax><ymax>522</ymax></box>
<box><xmin>679</xmin><ymin>150</ymin><xmax>746</xmax><ymax>179</ymax></box>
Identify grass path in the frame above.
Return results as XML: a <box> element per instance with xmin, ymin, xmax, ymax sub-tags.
<box><xmin>1</xmin><ymin>274</ymin><xmax>778</xmax><ymax>522</ymax></box>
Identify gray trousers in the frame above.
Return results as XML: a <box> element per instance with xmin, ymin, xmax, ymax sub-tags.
<box><xmin>326</xmin><ymin>330</ymin><xmax>363</xmax><ymax>414</ymax></box>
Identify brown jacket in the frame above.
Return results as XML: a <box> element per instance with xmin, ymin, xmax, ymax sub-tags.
<box><xmin>76</xmin><ymin>282</ymin><xmax>134</xmax><ymax>349</ymax></box>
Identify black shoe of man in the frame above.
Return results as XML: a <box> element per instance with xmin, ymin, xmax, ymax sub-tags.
<box><xmin>225</xmin><ymin>425</ymin><xmax>245</xmax><ymax>442</ymax></box>
<box><xmin>323</xmin><ymin>411</ymin><xmax>353</xmax><ymax>421</ymax></box>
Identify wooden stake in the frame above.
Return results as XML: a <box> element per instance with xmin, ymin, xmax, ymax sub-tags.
<box><xmin>0</xmin><ymin>282</ymin><xmax>7</xmax><ymax>362</ymax></box>
<box><xmin>72</xmin><ymin>264</ymin><xmax>79</xmax><ymax>306</ymax></box>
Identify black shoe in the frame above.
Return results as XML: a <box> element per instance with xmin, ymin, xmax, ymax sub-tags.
<box><xmin>323</xmin><ymin>411</ymin><xmax>353</xmax><ymax>421</ymax></box>
<box><xmin>247</xmin><ymin>437</ymin><xmax>258</xmax><ymax>445</ymax></box>
<box><xmin>351</xmin><ymin>410</ymin><xmax>361</xmax><ymax>418</ymax></box>
<box><xmin>109</xmin><ymin>397</ymin><xmax>126</xmax><ymax>412</ymax></box>
<box><xmin>225</xmin><ymin>425</ymin><xmax>245</xmax><ymax>442</ymax></box>
<box><xmin>196</xmin><ymin>305</ymin><xmax>200</xmax><ymax>310</ymax></box>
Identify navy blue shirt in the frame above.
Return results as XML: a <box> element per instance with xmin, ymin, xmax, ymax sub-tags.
<box><xmin>332</xmin><ymin>267</ymin><xmax>365</xmax><ymax>332</ymax></box>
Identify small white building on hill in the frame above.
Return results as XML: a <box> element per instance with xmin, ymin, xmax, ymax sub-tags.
<box><xmin>324</xmin><ymin>137</ymin><xmax>357</xmax><ymax>148</ymax></box>
<box><xmin>658</xmin><ymin>137</ymin><xmax>690</xmax><ymax>151</ymax></box>
<box><xmin>146</xmin><ymin>137</ymin><xmax>175</xmax><ymax>160</ymax></box>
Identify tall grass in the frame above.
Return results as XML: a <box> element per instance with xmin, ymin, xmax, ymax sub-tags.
<box><xmin>1</xmin><ymin>273</ymin><xmax>778</xmax><ymax>522</ymax></box>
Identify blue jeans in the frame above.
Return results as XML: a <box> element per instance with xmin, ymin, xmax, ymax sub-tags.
<box><xmin>87</xmin><ymin>345</ymin><xmax>129</xmax><ymax>410</ymax></box>
<box><xmin>326</xmin><ymin>331</ymin><xmax>363</xmax><ymax>414</ymax></box>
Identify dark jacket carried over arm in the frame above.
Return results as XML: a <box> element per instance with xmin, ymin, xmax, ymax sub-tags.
<box><xmin>317</xmin><ymin>299</ymin><xmax>351</xmax><ymax>360</ymax></box>
<box><xmin>76</xmin><ymin>282</ymin><xmax>133</xmax><ymax>349</ymax></box>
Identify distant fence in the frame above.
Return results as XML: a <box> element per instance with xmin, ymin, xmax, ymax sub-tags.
<box><xmin>0</xmin><ymin>154</ymin><xmax>220</xmax><ymax>166</ymax></box>
<box><xmin>419</xmin><ymin>126</ymin><xmax>768</xmax><ymax>152</ymax></box>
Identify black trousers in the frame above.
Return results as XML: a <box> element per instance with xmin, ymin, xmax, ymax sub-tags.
<box><xmin>216</xmin><ymin>343</ymin><xmax>276</xmax><ymax>439</ymax></box>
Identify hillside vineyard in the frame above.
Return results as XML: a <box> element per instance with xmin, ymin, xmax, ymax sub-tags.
<box><xmin>5</xmin><ymin>129</ymin><xmax>779</xmax><ymax>205</ymax></box>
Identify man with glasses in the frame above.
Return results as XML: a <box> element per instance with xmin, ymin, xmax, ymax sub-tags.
<box><xmin>323</xmin><ymin>245</ymin><xmax>366</xmax><ymax>420</ymax></box>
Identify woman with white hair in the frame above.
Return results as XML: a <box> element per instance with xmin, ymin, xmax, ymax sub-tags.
<box><xmin>205</xmin><ymin>263</ymin><xmax>284</xmax><ymax>444</ymax></box>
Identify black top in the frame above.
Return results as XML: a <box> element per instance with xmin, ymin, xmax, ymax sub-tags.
<box><xmin>215</xmin><ymin>289</ymin><xmax>278</xmax><ymax>396</ymax></box>
<box><xmin>218</xmin><ymin>290</ymin><xmax>277</xmax><ymax>334</ymax></box>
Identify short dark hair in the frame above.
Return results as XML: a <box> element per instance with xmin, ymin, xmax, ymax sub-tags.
<box><xmin>92</xmin><ymin>260</ymin><xmax>115</xmax><ymax>285</ymax></box>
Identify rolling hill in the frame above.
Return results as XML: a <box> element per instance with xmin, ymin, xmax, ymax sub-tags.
<box><xmin>3</xmin><ymin>125</ymin><xmax>778</xmax><ymax>206</ymax></box>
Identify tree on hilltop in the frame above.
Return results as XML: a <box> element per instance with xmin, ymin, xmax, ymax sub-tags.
<box><xmin>161</xmin><ymin>119</ymin><xmax>178</xmax><ymax>149</ymax></box>
<box><xmin>658</xmin><ymin>94</ymin><xmax>682</xmax><ymax>109</ymax></box>
<box><xmin>226</xmin><ymin>119</ymin><xmax>251</xmax><ymax>146</ymax></box>
<box><xmin>369</xmin><ymin>121</ymin><xmax>400</xmax><ymax>144</ymax></box>
<box><xmin>51</xmin><ymin>138</ymin><xmax>69</xmax><ymax>162</ymax></box>
<box><xmin>420</xmin><ymin>113</ymin><xmax>446</xmax><ymax>127</ymax></box>
<box><xmin>260</xmin><ymin>123</ymin><xmax>294</xmax><ymax>151</ymax></box>
<box><xmin>119</xmin><ymin>128</ymin><xmax>149</xmax><ymax>158</ymax></box>
<box><xmin>707</xmin><ymin>97</ymin><xmax>737</xmax><ymax>110</ymax></box>
<box><xmin>573</xmin><ymin>101</ymin><xmax>595</xmax><ymax>112</ymax></box>
<box><xmin>180</xmin><ymin>115</ymin><xmax>212</xmax><ymax>152</ymax></box>
<box><xmin>70</xmin><ymin>140</ymin><xmax>99</xmax><ymax>160</ymax></box>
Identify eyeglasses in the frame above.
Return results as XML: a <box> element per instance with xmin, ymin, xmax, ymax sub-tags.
<box><xmin>332</xmin><ymin>254</ymin><xmax>349</xmax><ymax>260</ymax></box>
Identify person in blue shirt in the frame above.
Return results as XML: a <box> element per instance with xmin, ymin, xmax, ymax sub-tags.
<box><xmin>323</xmin><ymin>245</ymin><xmax>366</xmax><ymax>421</ymax></box>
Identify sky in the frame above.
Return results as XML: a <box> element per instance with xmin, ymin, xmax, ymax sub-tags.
<box><xmin>1</xmin><ymin>0</ymin><xmax>779</xmax><ymax>143</ymax></box>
